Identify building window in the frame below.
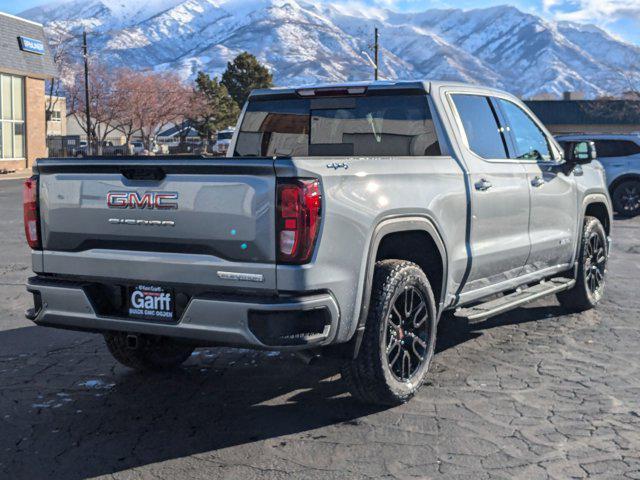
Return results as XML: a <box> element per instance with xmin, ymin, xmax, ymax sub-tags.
<box><xmin>0</xmin><ymin>74</ymin><xmax>26</xmax><ymax>159</ymax></box>
<box><xmin>47</xmin><ymin>110</ymin><xmax>61</xmax><ymax>122</ymax></box>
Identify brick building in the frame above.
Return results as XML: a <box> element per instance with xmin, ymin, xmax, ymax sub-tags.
<box><xmin>0</xmin><ymin>12</ymin><xmax>57</xmax><ymax>172</ymax></box>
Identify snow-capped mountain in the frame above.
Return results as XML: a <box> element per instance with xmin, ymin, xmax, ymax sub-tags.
<box><xmin>21</xmin><ymin>0</ymin><xmax>640</xmax><ymax>98</ymax></box>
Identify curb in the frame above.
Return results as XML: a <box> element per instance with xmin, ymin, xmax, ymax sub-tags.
<box><xmin>0</xmin><ymin>170</ymin><xmax>32</xmax><ymax>182</ymax></box>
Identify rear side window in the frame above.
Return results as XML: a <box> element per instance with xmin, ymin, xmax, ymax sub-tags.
<box><xmin>495</xmin><ymin>99</ymin><xmax>552</xmax><ymax>161</ymax></box>
<box><xmin>234</xmin><ymin>94</ymin><xmax>442</xmax><ymax>157</ymax></box>
<box><xmin>451</xmin><ymin>94</ymin><xmax>508</xmax><ymax>159</ymax></box>
<box><xmin>594</xmin><ymin>140</ymin><xmax>640</xmax><ymax>158</ymax></box>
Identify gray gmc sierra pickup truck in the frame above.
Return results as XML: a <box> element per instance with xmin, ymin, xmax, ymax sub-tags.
<box><xmin>24</xmin><ymin>81</ymin><xmax>612</xmax><ymax>405</ymax></box>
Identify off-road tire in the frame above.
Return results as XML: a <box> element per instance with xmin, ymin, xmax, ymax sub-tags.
<box><xmin>104</xmin><ymin>332</ymin><xmax>195</xmax><ymax>371</ymax></box>
<box><xmin>612</xmin><ymin>179</ymin><xmax>640</xmax><ymax>217</ymax></box>
<box><xmin>341</xmin><ymin>260</ymin><xmax>437</xmax><ymax>406</ymax></box>
<box><xmin>557</xmin><ymin>216</ymin><xmax>608</xmax><ymax>312</ymax></box>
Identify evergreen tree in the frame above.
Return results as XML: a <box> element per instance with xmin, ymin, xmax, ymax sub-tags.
<box><xmin>221</xmin><ymin>52</ymin><xmax>273</xmax><ymax>107</ymax></box>
<box><xmin>192</xmin><ymin>71</ymin><xmax>240</xmax><ymax>139</ymax></box>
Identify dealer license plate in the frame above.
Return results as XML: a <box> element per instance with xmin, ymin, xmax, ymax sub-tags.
<box><xmin>127</xmin><ymin>284</ymin><xmax>175</xmax><ymax>321</ymax></box>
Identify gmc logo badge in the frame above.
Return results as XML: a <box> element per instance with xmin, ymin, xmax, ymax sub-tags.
<box><xmin>107</xmin><ymin>191</ymin><xmax>178</xmax><ymax>210</ymax></box>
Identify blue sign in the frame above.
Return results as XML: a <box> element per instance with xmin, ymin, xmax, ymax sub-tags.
<box><xmin>18</xmin><ymin>36</ymin><xmax>45</xmax><ymax>55</ymax></box>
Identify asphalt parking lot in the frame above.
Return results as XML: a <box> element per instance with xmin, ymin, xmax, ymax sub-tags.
<box><xmin>1</xmin><ymin>177</ymin><xmax>639</xmax><ymax>480</ymax></box>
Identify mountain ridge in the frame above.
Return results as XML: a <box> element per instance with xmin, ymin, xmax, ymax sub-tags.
<box><xmin>21</xmin><ymin>0</ymin><xmax>640</xmax><ymax>98</ymax></box>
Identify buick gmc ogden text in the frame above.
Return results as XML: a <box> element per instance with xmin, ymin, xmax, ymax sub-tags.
<box><xmin>24</xmin><ymin>81</ymin><xmax>612</xmax><ymax>405</ymax></box>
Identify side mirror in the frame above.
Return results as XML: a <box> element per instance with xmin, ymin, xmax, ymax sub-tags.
<box><xmin>564</xmin><ymin>141</ymin><xmax>597</xmax><ymax>165</ymax></box>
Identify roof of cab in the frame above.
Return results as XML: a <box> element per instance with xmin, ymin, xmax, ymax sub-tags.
<box><xmin>249</xmin><ymin>79</ymin><xmax>513</xmax><ymax>100</ymax></box>
<box><xmin>250</xmin><ymin>80</ymin><xmax>429</xmax><ymax>98</ymax></box>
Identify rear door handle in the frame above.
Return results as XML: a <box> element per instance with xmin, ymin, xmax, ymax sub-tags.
<box><xmin>474</xmin><ymin>179</ymin><xmax>493</xmax><ymax>191</ymax></box>
<box><xmin>531</xmin><ymin>176</ymin><xmax>545</xmax><ymax>188</ymax></box>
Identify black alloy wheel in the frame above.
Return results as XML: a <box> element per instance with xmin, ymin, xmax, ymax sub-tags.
<box><xmin>385</xmin><ymin>286</ymin><xmax>430</xmax><ymax>382</ymax></box>
<box><xmin>557</xmin><ymin>216</ymin><xmax>608</xmax><ymax>312</ymax></box>
<box><xmin>583</xmin><ymin>228</ymin><xmax>606</xmax><ymax>301</ymax></box>
<box><xmin>613</xmin><ymin>180</ymin><xmax>640</xmax><ymax>217</ymax></box>
<box><xmin>341</xmin><ymin>260</ymin><xmax>437</xmax><ymax>405</ymax></box>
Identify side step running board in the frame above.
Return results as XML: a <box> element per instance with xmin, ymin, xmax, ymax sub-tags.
<box><xmin>454</xmin><ymin>277</ymin><xmax>575</xmax><ymax>322</ymax></box>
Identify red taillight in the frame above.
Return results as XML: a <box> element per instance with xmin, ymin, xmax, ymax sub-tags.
<box><xmin>23</xmin><ymin>177</ymin><xmax>41</xmax><ymax>250</ymax></box>
<box><xmin>277</xmin><ymin>179</ymin><xmax>321</xmax><ymax>264</ymax></box>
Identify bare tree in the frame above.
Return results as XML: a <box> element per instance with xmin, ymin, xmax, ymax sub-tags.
<box><xmin>44</xmin><ymin>30</ymin><xmax>75</xmax><ymax>137</ymax></box>
<box><xmin>578</xmin><ymin>66</ymin><xmax>640</xmax><ymax>125</ymax></box>
<box><xmin>619</xmin><ymin>66</ymin><xmax>640</xmax><ymax>99</ymax></box>
<box><xmin>124</xmin><ymin>71</ymin><xmax>193</xmax><ymax>151</ymax></box>
<box><xmin>65</xmin><ymin>62</ymin><xmax>196</xmax><ymax>155</ymax></box>
<box><xmin>67</xmin><ymin>63</ymin><xmax>122</xmax><ymax>154</ymax></box>
<box><xmin>111</xmin><ymin>68</ymin><xmax>143</xmax><ymax>145</ymax></box>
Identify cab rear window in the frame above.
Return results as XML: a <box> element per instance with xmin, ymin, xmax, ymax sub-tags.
<box><xmin>234</xmin><ymin>94</ymin><xmax>442</xmax><ymax>157</ymax></box>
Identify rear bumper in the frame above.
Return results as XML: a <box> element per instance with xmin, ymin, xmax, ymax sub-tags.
<box><xmin>26</xmin><ymin>276</ymin><xmax>340</xmax><ymax>350</ymax></box>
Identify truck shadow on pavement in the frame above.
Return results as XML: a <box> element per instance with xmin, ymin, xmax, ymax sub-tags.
<box><xmin>436</xmin><ymin>305</ymin><xmax>568</xmax><ymax>353</ymax></box>
<box><xmin>1</xmin><ymin>304</ymin><xmax>567</xmax><ymax>480</ymax></box>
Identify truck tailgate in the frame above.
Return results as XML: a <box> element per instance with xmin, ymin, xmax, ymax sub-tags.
<box><xmin>35</xmin><ymin>158</ymin><xmax>278</xmax><ymax>292</ymax></box>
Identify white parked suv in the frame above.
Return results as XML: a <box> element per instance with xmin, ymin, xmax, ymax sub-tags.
<box><xmin>556</xmin><ymin>134</ymin><xmax>640</xmax><ymax>216</ymax></box>
<box><xmin>214</xmin><ymin>128</ymin><xmax>235</xmax><ymax>155</ymax></box>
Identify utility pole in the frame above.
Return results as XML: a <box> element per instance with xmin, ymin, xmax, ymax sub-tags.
<box><xmin>82</xmin><ymin>30</ymin><xmax>92</xmax><ymax>155</ymax></box>
<box><xmin>374</xmin><ymin>27</ymin><xmax>379</xmax><ymax>81</ymax></box>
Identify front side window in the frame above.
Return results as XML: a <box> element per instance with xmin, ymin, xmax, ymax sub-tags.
<box><xmin>496</xmin><ymin>98</ymin><xmax>552</xmax><ymax>161</ymax></box>
<box><xmin>452</xmin><ymin>94</ymin><xmax>508</xmax><ymax>159</ymax></box>
<box><xmin>234</xmin><ymin>94</ymin><xmax>442</xmax><ymax>157</ymax></box>
<box><xmin>0</xmin><ymin>74</ymin><xmax>26</xmax><ymax>159</ymax></box>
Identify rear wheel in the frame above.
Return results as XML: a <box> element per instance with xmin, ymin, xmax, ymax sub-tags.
<box><xmin>341</xmin><ymin>260</ymin><xmax>437</xmax><ymax>406</ymax></box>
<box><xmin>104</xmin><ymin>332</ymin><xmax>194</xmax><ymax>371</ymax></box>
<box><xmin>557</xmin><ymin>216</ymin><xmax>608</xmax><ymax>312</ymax></box>
<box><xmin>612</xmin><ymin>179</ymin><xmax>640</xmax><ymax>217</ymax></box>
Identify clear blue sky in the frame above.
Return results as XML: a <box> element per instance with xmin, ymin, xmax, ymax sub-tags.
<box><xmin>1</xmin><ymin>0</ymin><xmax>639</xmax><ymax>45</ymax></box>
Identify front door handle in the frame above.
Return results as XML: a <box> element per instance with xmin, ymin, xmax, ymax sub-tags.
<box><xmin>531</xmin><ymin>176</ymin><xmax>545</xmax><ymax>188</ymax></box>
<box><xmin>474</xmin><ymin>178</ymin><xmax>493</xmax><ymax>191</ymax></box>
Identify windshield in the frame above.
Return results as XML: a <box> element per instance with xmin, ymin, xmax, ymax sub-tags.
<box><xmin>234</xmin><ymin>94</ymin><xmax>441</xmax><ymax>157</ymax></box>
